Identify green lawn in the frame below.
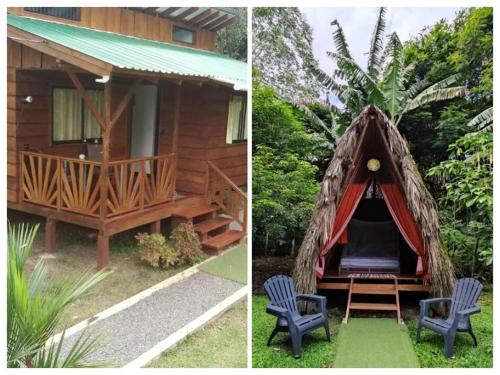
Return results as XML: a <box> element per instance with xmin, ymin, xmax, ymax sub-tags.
<box><xmin>199</xmin><ymin>243</ymin><xmax>247</xmax><ymax>284</ymax></box>
<box><xmin>147</xmin><ymin>301</ymin><xmax>247</xmax><ymax>368</ymax></box>
<box><xmin>252</xmin><ymin>295</ymin><xmax>341</xmax><ymax>368</ymax></box>
<box><xmin>407</xmin><ymin>289</ymin><xmax>493</xmax><ymax>368</ymax></box>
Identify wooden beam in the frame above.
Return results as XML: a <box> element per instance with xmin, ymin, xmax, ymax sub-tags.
<box><xmin>210</xmin><ymin>17</ymin><xmax>238</xmax><ymax>32</ymax></box>
<box><xmin>204</xmin><ymin>14</ymin><xmax>228</xmax><ymax>30</ymax></box>
<box><xmin>171</xmin><ymin>84</ymin><xmax>182</xmax><ymax>155</ymax></box>
<box><xmin>66</xmin><ymin>71</ymin><xmax>107</xmax><ymax>131</ymax></box>
<box><xmin>45</xmin><ymin>218</ymin><xmax>57</xmax><ymax>253</ymax></box>
<box><xmin>99</xmin><ymin>82</ymin><xmax>112</xmax><ymax>220</ymax></box>
<box><xmin>8</xmin><ymin>26</ymin><xmax>113</xmax><ymax>76</ymax></box>
<box><xmin>194</xmin><ymin>11</ymin><xmax>220</xmax><ymax>27</ymax></box>
<box><xmin>189</xmin><ymin>9</ymin><xmax>213</xmax><ymax>25</ymax></box>
<box><xmin>110</xmin><ymin>78</ymin><xmax>141</xmax><ymax>129</ymax></box>
<box><xmin>172</xmin><ymin>7</ymin><xmax>199</xmax><ymax>21</ymax></box>
<box><xmin>159</xmin><ymin>7</ymin><xmax>181</xmax><ymax>17</ymax></box>
<box><xmin>97</xmin><ymin>232</ymin><xmax>109</xmax><ymax>269</ymax></box>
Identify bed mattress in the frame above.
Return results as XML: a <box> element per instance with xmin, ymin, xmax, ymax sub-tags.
<box><xmin>339</xmin><ymin>256</ymin><xmax>400</xmax><ymax>273</ymax></box>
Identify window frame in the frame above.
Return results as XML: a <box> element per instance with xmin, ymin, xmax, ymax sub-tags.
<box><xmin>226</xmin><ymin>93</ymin><xmax>247</xmax><ymax>145</ymax></box>
<box><xmin>172</xmin><ymin>25</ymin><xmax>196</xmax><ymax>45</ymax></box>
<box><xmin>51</xmin><ymin>86</ymin><xmax>103</xmax><ymax>145</ymax></box>
<box><xmin>24</xmin><ymin>7</ymin><xmax>81</xmax><ymax>21</ymax></box>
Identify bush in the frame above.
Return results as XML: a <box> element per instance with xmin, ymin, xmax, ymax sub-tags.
<box><xmin>136</xmin><ymin>232</ymin><xmax>180</xmax><ymax>269</ymax></box>
<box><xmin>170</xmin><ymin>222</ymin><xmax>204</xmax><ymax>265</ymax></box>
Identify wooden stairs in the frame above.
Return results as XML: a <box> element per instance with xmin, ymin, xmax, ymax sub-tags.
<box><xmin>343</xmin><ymin>275</ymin><xmax>402</xmax><ymax>324</ymax></box>
<box><xmin>172</xmin><ymin>201</ymin><xmax>245</xmax><ymax>253</ymax></box>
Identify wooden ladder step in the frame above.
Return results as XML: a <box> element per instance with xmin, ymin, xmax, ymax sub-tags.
<box><xmin>349</xmin><ymin>302</ymin><xmax>399</xmax><ymax>311</ymax></box>
<box><xmin>202</xmin><ymin>230</ymin><xmax>244</xmax><ymax>252</ymax></box>
<box><xmin>351</xmin><ymin>283</ymin><xmax>397</xmax><ymax>295</ymax></box>
<box><xmin>194</xmin><ymin>217</ymin><xmax>233</xmax><ymax>235</ymax></box>
<box><xmin>172</xmin><ymin>204</ymin><xmax>218</xmax><ymax>220</ymax></box>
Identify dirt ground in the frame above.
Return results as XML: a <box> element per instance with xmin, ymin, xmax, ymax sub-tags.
<box><xmin>252</xmin><ymin>256</ymin><xmax>296</xmax><ymax>294</ymax></box>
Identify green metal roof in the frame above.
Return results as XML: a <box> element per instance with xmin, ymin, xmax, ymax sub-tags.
<box><xmin>7</xmin><ymin>14</ymin><xmax>247</xmax><ymax>90</ymax></box>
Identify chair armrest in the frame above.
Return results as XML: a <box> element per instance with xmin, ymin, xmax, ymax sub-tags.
<box><xmin>457</xmin><ymin>306</ymin><xmax>481</xmax><ymax>319</ymax></box>
<box><xmin>419</xmin><ymin>298</ymin><xmax>451</xmax><ymax>318</ymax></box>
<box><xmin>266</xmin><ymin>304</ymin><xmax>292</xmax><ymax>321</ymax></box>
<box><xmin>297</xmin><ymin>294</ymin><xmax>327</xmax><ymax>316</ymax></box>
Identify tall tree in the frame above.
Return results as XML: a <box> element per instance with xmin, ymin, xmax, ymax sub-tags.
<box><xmin>215</xmin><ymin>8</ymin><xmax>247</xmax><ymax>61</ymax></box>
<box><xmin>253</xmin><ymin>7</ymin><xmax>321</xmax><ymax>99</ymax></box>
<box><xmin>313</xmin><ymin>7</ymin><xmax>467</xmax><ymax>125</ymax></box>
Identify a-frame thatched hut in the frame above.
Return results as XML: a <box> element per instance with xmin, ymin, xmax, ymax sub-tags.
<box><xmin>293</xmin><ymin>105</ymin><xmax>454</xmax><ymax>302</ymax></box>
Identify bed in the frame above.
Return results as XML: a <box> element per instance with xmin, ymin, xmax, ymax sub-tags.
<box><xmin>339</xmin><ymin>218</ymin><xmax>400</xmax><ymax>274</ymax></box>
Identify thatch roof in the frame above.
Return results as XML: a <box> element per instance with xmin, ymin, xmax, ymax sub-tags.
<box><xmin>293</xmin><ymin>105</ymin><xmax>454</xmax><ymax>296</ymax></box>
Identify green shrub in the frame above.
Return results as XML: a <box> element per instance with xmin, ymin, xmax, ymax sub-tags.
<box><xmin>170</xmin><ymin>222</ymin><xmax>204</xmax><ymax>265</ymax></box>
<box><xmin>136</xmin><ymin>232</ymin><xmax>180</xmax><ymax>269</ymax></box>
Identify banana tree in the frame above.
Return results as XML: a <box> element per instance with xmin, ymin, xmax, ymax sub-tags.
<box><xmin>313</xmin><ymin>7</ymin><xmax>467</xmax><ymax>125</ymax></box>
<box><xmin>7</xmin><ymin>222</ymin><xmax>112</xmax><ymax>368</ymax></box>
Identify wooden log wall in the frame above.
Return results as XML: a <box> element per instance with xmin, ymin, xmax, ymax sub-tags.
<box><xmin>8</xmin><ymin>7</ymin><xmax>216</xmax><ymax>51</ymax></box>
<box><xmin>157</xmin><ymin>82</ymin><xmax>247</xmax><ymax>195</ymax></box>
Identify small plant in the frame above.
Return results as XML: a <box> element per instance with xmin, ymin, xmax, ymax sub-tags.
<box><xmin>136</xmin><ymin>233</ymin><xmax>180</xmax><ymax>269</ymax></box>
<box><xmin>170</xmin><ymin>222</ymin><xmax>204</xmax><ymax>265</ymax></box>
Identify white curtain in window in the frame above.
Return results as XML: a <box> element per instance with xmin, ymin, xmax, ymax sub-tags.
<box><xmin>53</xmin><ymin>88</ymin><xmax>81</xmax><ymax>142</ymax></box>
<box><xmin>226</xmin><ymin>95</ymin><xmax>247</xmax><ymax>143</ymax></box>
<box><xmin>83</xmin><ymin>90</ymin><xmax>103</xmax><ymax>139</ymax></box>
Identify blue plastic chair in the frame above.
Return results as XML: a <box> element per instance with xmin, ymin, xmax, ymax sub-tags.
<box><xmin>416</xmin><ymin>278</ymin><xmax>483</xmax><ymax>358</ymax></box>
<box><xmin>264</xmin><ymin>275</ymin><xmax>330</xmax><ymax>358</ymax></box>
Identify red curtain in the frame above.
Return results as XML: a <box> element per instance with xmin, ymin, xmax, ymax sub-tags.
<box><xmin>315</xmin><ymin>177</ymin><xmax>369</xmax><ymax>278</ymax></box>
<box><xmin>379</xmin><ymin>184</ymin><xmax>426</xmax><ymax>275</ymax></box>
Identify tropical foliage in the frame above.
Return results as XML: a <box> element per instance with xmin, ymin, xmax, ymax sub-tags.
<box><xmin>215</xmin><ymin>7</ymin><xmax>247</xmax><ymax>61</ymax></box>
<box><xmin>313</xmin><ymin>7</ymin><xmax>467</xmax><ymax>125</ymax></box>
<box><xmin>7</xmin><ymin>223</ymin><xmax>111</xmax><ymax>368</ymax></box>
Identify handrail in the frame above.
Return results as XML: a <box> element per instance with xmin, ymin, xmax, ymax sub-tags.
<box><xmin>19</xmin><ymin>151</ymin><xmax>176</xmax><ymax>218</ymax></box>
<box><xmin>207</xmin><ymin>160</ymin><xmax>247</xmax><ymax>232</ymax></box>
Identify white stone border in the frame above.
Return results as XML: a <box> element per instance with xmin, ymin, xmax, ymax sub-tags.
<box><xmin>51</xmin><ymin>253</ymin><xmax>221</xmax><ymax>343</ymax></box>
<box><xmin>123</xmin><ymin>285</ymin><xmax>248</xmax><ymax>368</ymax></box>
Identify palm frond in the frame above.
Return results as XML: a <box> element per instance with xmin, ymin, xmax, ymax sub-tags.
<box><xmin>309</xmin><ymin>65</ymin><xmax>343</xmax><ymax>94</ymax></box>
<box><xmin>381</xmin><ymin>33</ymin><xmax>405</xmax><ymax>120</ymax></box>
<box><xmin>330</xmin><ymin>19</ymin><xmax>352</xmax><ymax>59</ymax></box>
<box><xmin>404</xmin><ymin>86</ymin><xmax>467</xmax><ymax>113</ymax></box>
<box><xmin>467</xmin><ymin>107</ymin><xmax>493</xmax><ymax>131</ymax></box>
<box><xmin>408</xmin><ymin>79</ymin><xmax>430</xmax><ymax>99</ymax></box>
<box><xmin>367</xmin><ymin>7</ymin><xmax>387</xmax><ymax>80</ymax></box>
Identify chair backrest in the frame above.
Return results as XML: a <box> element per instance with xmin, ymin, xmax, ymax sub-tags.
<box><xmin>87</xmin><ymin>143</ymin><xmax>103</xmax><ymax>162</ymax></box>
<box><xmin>449</xmin><ymin>278</ymin><xmax>483</xmax><ymax>318</ymax></box>
<box><xmin>264</xmin><ymin>275</ymin><xmax>298</xmax><ymax>315</ymax></box>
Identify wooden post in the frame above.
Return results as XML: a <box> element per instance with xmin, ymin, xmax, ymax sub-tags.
<box><xmin>171</xmin><ymin>83</ymin><xmax>182</xmax><ymax>194</ymax></box>
<box><xmin>150</xmin><ymin>220</ymin><xmax>161</xmax><ymax>234</ymax></box>
<box><xmin>97</xmin><ymin>231</ymin><xmax>109</xmax><ymax>269</ymax></box>
<box><xmin>45</xmin><ymin>218</ymin><xmax>57</xmax><ymax>253</ymax></box>
<box><xmin>99</xmin><ymin>81</ymin><xmax>112</xmax><ymax>220</ymax></box>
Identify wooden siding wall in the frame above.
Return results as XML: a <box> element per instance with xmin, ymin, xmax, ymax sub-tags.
<box><xmin>157</xmin><ymin>83</ymin><xmax>247</xmax><ymax>195</ymax></box>
<box><xmin>8</xmin><ymin>7</ymin><xmax>216</xmax><ymax>51</ymax></box>
<box><xmin>7</xmin><ymin>41</ymin><xmax>132</xmax><ymax>203</ymax></box>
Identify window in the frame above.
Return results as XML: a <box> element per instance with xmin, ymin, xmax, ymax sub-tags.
<box><xmin>226</xmin><ymin>94</ymin><xmax>247</xmax><ymax>144</ymax></box>
<box><xmin>24</xmin><ymin>7</ymin><xmax>80</xmax><ymax>21</ymax></box>
<box><xmin>52</xmin><ymin>88</ymin><xmax>103</xmax><ymax>143</ymax></box>
<box><xmin>172</xmin><ymin>26</ymin><xmax>195</xmax><ymax>44</ymax></box>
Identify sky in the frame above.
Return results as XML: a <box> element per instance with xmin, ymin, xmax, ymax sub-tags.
<box><xmin>300</xmin><ymin>7</ymin><xmax>462</xmax><ymax>103</ymax></box>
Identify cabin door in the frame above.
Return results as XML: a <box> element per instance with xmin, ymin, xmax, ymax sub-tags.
<box><xmin>130</xmin><ymin>84</ymin><xmax>158</xmax><ymax>162</ymax></box>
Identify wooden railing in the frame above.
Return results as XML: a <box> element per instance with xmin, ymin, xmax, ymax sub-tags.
<box><xmin>20</xmin><ymin>151</ymin><xmax>176</xmax><ymax>218</ymax></box>
<box><xmin>207</xmin><ymin>161</ymin><xmax>247</xmax><ymax>232</ymax></box>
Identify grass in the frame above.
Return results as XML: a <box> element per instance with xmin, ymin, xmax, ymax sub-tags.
<box><xmin>252</xmin><ymin>295</ymin><xmax>341</xmax><ymax>368</ymax></box>
<box><xmin>199</xmin><ymin>244</ymin><xmax>247</xmax><ymax>284</ymax></box>
<box><xmin>13</xmin><ymin>212</ymin><xmax>207</xmax><ymax>330</ymax></box>
<box><xmin>334</xmin><ymin>318</ymin><xmax>418</xmax><ymax>368</ymax></box>
<box><xmin>407</xmin><ymin>289</ymin><xmax>493</xmax><ymax>368</ymax></box>
<box><xmin>147</xmin><ymin>301</ymin><xmax>247</xmax><ymax>368</ymax></box>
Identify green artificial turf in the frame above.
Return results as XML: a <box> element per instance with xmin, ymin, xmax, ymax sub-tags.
<box><xmin>199</xmin><ymin>243</ymin><xmax>247</xmax><ymax>284</ymax></box>
<box><xmin>334</xmin><ymin>318</ymin><xmax>419</xmax><ymax>368</ymax></box>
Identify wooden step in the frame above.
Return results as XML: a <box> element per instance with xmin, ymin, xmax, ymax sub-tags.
<box><xmin>194</xmin><ymin>217</ymin><xmax>232</xmax><ymax>235</ymax></box>
<box><xmin>349</xmin><ymin>302</ymin><xmax>398</xmax><ymax>311</ymax></box>
<box><xmin>202</xmin><ymin>230</ymin><xmax>244</xmax><ymax>252</ymax></box>
<box><xmin>172</xmin><ymin>204</ymin><xmax>218</xmax><ymax>220</ymax></box>
<box><xmin>351</xmin><ymin>283</ymin><xmax>397</xmax><ymax>295</ymax></box>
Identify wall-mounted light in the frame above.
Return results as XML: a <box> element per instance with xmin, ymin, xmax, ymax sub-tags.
<box><xmin>22</xmin><ymin>96</ymin><xmax>33</xmax><ymax>104</ymax></box>
<box><xmin>367</xmin><ymin>158</ymin><xmax>381</xmax><ymax>172</ymax></box>
<box><xmin>95</xmin><ymin>75</ymin><xmax>110</xmax><ymax>83</ymax></box>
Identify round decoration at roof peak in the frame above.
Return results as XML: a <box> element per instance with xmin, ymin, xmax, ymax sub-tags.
<box><xmin>367</xmin><ymin>158</ymin><xmax>381</xmax><ymax>172</ymax></box>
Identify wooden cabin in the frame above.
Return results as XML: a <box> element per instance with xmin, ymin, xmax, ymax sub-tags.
<box><xmin>7</xmin><ymin>7</ymin><xmax>247</xmax><ymax>267</ymax></box>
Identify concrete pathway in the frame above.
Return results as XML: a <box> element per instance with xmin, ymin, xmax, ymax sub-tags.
<box><xmin>60</xmin><ymin>270</ymin><xmax>244</xmax><ymax>367</ymax></box>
